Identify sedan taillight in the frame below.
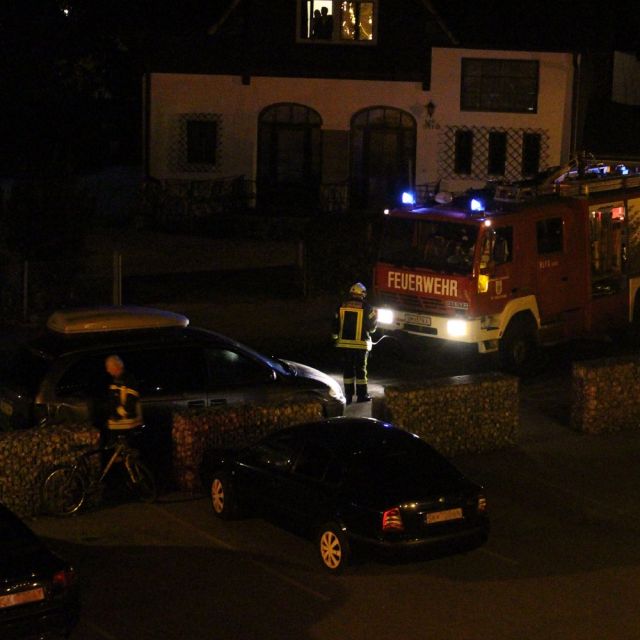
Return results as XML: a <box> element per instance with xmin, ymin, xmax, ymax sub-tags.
<box><xmin>382</xmin><ymin>507</ymin><xmax>404</xmax><ymax>532</ymax></box>
<box><xmin>52</xmin><ymin>567</ymin><xmax>76</xmax><ymax>592</ymax></box>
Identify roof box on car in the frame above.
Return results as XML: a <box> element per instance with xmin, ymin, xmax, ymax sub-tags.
<box><xmin>47</xmin><ymin>306</ymin><xmax>190</xmax><ymax>334</ymax></box>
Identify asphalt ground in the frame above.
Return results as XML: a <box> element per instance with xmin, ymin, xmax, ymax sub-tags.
<box><xmin>6</xmin><ymin>232</ymin><xmax>640</xmax><ymax>637</ymax></box>
<box><xmin>10</xmin><ymin>273</ymin><xmax>640</xmax><ymax>638</ymax></box>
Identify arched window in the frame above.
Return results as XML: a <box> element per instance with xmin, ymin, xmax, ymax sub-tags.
<box><xmin>350</xmin><ymin>107</ymin><xmax>416</xmax><ymax>210</ymax></box>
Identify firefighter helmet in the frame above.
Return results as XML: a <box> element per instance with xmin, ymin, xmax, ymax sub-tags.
<box><xmin>349</xmin><ymin>282</ymin><xmax>367</xmax><ymax>299</ymax></box>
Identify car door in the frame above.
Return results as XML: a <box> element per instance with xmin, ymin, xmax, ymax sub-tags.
<box><xmin>273</xmin><ymin>441</ymin><xmax>342</xmax><ymax>527</ymax></box>
<box><xmin>122</xmin><ymin>345</ymin><xmax>209</xmax><ymax>418</ymax></box>
<box><xmin>535</xmin><ymin>212</ymin><xmax>583</xmax><ymax>321</ymax></box>
<box><xmin>233</xmin><ymin>430</ymin><xmax>301</xmax><ymax>514</ymax></box>
<box><xmin>204</xmin><ymin>346</ymin><xmax>280</xmax><ymax>408</ymax></box>
<box><xmin>120</xmin><ymin>345</ymin><xmax>210</xmax><ymax>479</ymax></box>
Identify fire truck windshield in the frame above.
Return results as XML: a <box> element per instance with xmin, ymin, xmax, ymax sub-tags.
<box><xmin>379</xmin><ymin>217</ymin><xmax>479</xmax><ymax>275</ymax></box>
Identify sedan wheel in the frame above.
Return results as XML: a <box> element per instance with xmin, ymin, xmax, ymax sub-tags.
<box><xmin>317</xmin><ymin>522</ymin><xmax>350</xmax><ymax>574</ymax></box>
<box><xmin>210</xmin><ymin>473</ymin><xmax>236</xmax><ymax>520</ymax></box>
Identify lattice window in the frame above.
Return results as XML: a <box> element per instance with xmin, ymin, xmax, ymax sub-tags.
<box><xmin>168</xmin><ymin>113</ymin><xmax>223</xmax><ymax>173</ymax></box>
<box><xmin>439</xmin><ymin>126</ymin><xmax>550</xmax><ymax>182</ymax></box>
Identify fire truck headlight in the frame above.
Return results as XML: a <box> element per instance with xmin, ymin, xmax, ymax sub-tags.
<box><xmin>447</xmin><ymin>319</ymin><xmax>468</xmax><ymax>337</ymax></box>
<box><xmin>377</xmin><ymin>308</ymin><xmax>394</xmax><ymax>325</ymax></box>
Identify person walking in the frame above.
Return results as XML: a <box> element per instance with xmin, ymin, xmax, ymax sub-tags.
<box><xmin>332</xmin><ymin>282</ymin><xmax>377</xmax><ymax>404</ymax></box>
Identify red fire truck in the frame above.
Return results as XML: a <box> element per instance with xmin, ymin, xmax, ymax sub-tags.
<box><xmin>373</xmin><ymin>159</ymin><xmax>640</xmax><ymax>371</ymax></box>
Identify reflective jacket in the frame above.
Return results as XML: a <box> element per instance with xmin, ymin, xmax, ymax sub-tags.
<box><xmin>107</xmin><ymin>371</ymin><xmax>143</xmax><ymax>431</ymax></box>
<box><xmin>333</xmin><ymin>297</ymin><xmax>377</xmax><ymax>351</ymax></box>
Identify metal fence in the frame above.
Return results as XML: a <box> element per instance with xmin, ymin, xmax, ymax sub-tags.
<box><xmin>0</xmin><ymin>239</ymin><xmax>306</xmax><ymax>325</ymax></box>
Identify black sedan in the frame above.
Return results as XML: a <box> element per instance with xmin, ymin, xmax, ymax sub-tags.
<box><xmin>200</xmin><ymin>417</ymin><xmax>489</xmax><ymax>573</ymax></box>
<box><xmin>0</xmin><ymin>503</ymin><xmax>79</xmax><ymax>639</ymax></box>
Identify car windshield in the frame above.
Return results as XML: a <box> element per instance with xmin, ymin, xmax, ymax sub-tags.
<box><xmin>379</xmin><ymin>217</ymin><xmax>478</xmax><ymax>275</ymax></box>
<box><xmin>0</xmin><ymin>346</ymin><xmax>50</xmax><ymax>394</ymax></box>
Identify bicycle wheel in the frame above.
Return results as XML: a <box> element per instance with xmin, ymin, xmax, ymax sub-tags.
<box><xmin>125</xmin><ymin>456</ymin><xmax>157</xmax><ymax>503</ymax></box>
<box><xmin>41</xmin><ymin>465</ymin><xmax>86</xmax><ymax>516</ymax></box>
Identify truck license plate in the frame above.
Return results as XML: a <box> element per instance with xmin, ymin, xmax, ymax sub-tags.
<box><xmin>404</xmin><ymin>313</ymin><xmax>431</xmax><ymax>326</ymax></box>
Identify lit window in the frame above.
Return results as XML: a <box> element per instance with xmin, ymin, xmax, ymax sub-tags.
<box><xmin>298</xmin><ymin>1</ymin><xmax>376</xmax><ymax>44</ymax></box>
<box><xmin>340</xmin><ymin>2</ymin><xmax>374</xmax><ymax>41</ymax></box>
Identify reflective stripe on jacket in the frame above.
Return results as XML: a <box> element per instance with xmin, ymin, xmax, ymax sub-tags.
<box><xmin>334</xmin><ymin>299</ymin><xmax>377</xmax><ymax>351</ymax></box>
<box><xmin>107</xmin><ymin>373</ymin><xmax>143</xmax><ymax>431</ymax></box>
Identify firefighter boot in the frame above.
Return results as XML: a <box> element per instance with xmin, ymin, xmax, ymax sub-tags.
<box><xmin>356</xmin><ymin>384</ymin><xmax>371</xmax><ymax>403</ymax></box>
<box><xmin>344</xmin><ymin>379</ymin><xmax>355</xmax><ymax>405</ymax></box>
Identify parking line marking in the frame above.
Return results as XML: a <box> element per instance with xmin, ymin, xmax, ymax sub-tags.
<box><xmin>149</xmin><ymin>503</ymin><xmax>235</xmax><ymax>549</ymax></box>
<box><xmin>150</xmin><ymin>504</ymin><xmax>331</xmax><ymax>602</ymax></box>
<box><xmin>479</xmin><ymin>547</ymin><xmax>519</xmax><ymax>565</ymax></box>
<box><xmin>253</xmin><ymin>560</ymin><xmax>331</xmax><ymax>602</ymax></box>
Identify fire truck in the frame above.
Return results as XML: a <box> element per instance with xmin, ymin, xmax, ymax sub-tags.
<box><xmin>373</xmin><ymin>158</ymin><xmax>640</xmax><ymax>371</ymax></box>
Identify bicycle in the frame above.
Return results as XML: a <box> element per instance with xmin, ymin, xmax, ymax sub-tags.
<box><xmin>41</xmin><ymin>430</ymin><xmax>157</xmax><ymax>516</ymax></box>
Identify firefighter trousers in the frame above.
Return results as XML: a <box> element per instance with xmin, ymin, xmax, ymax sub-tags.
<box><xmin>339</xmin><ymin>348</ymin><xmax>369</xmax><ymax>402</ymax></box>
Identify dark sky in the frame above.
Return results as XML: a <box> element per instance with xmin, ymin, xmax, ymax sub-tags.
<box><xmin>1</xmin><ymin>0</ymin><xmax>637</xmax><ymax>173</ymax></box>
<box><xmin>432</xmin><ymin>0</ymin><xmax>640</xmax><ymax>52</ymax></box>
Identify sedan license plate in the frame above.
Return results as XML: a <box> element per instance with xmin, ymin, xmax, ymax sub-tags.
<box><xmin>0</xmin><ymin>400</ymin><xmax>12</xmax><ymax>416</ymax></box>
<box><xmin>426</xmin><ymin>508</ymin><xmax>463</xmax><ymax>524</ymax></box>
<box><xmin>404</xmin><ymin>313</ymin><xmax>431</xmax><ymax>327</ymax></box>
<box><xmin>0</xmin><ymin>587</ymin><xmax>45</xmax><ymax>609</ymax></box>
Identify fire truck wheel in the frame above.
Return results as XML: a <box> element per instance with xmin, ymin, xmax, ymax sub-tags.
<box><xmin>499</xmin><ymin>315</ymin><xmax>538</xmax><ymax>374</ymax></box>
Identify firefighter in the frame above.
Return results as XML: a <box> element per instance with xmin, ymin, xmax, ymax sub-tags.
<box><xmin>332</xmin><ymin>282</ymin><xmax>377</xmax><ymax>404</ymax></box>
<box><xmin>104</xmin><ymin>354</ymin><xmax>143</xmax><ymax>433</ymax></box>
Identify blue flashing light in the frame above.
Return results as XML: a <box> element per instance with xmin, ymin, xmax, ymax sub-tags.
<box><xmin>401</xmin><ymin>191</ymin><xmax>416</xmax><ymax>205</ymax></box>
<box><xmin>470</xmin><ymin>198</ymin><xmax>484</xmax><ymax>212</ymax></box>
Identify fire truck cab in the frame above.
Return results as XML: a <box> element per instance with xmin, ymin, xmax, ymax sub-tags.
<box><xmin>374</xmin><ymin>160</ymin><xmax>640</xmax><ymax>371</ymax></box>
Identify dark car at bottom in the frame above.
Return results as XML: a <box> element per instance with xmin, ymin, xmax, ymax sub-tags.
<box><xmin>200</xmin><ymin>417</ymin><xmax>489</xmax><ymax>573</ymax></box>
<box><xmin>0</xmin><ymin>503</ymin><xmax>79</xmax><ymax>639</ymax></box>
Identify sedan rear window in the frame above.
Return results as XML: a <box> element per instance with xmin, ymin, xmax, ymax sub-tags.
<box><xmin>349</xmin><ymin>436</ymin><xmax>461</xmax><ymax>486</ymax></box>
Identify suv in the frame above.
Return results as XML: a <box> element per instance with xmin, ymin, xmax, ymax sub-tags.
<box><xmin>0</xmin><ymin>306</ymin><xmax>346</xmax><ymax>432</ymax></box>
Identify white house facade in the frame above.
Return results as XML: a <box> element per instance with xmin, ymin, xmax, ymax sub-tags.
<box><xmin>143</xmin><ymin>46</ymin><xmax>575</xmax><ymax>210</ymax></box>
